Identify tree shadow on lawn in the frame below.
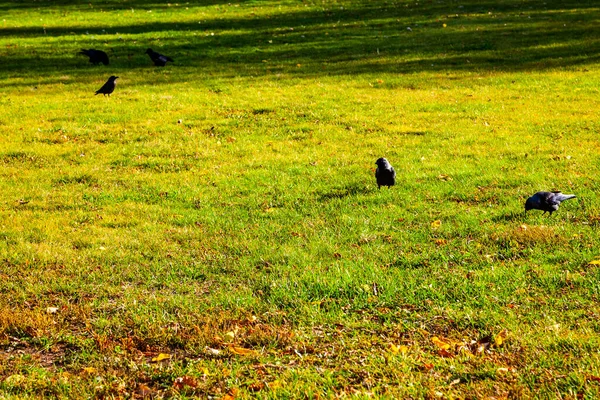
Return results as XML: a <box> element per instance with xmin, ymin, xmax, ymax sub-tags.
<box><xmin>1</xmin><ymin>0</ymin><xmax>599</xmax><ymax>81</ymax></box>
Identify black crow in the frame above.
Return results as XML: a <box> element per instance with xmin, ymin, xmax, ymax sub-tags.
<box><xmin>145</xmin><ymin>48</ymin><xmax>174</xmax><ymax>66</ymax></box>
<box><xmin>79</xmin><ymin>49</ymin><xmax>109</xmax><ymax>65</ymax></box>
<box><xmin>95</xmin><ymin>76</ymin><xmax>118</xmax><ymax>96</ymax></box>
<box><xmin>525</xmin><ymin>191</ymin><xmax>576</xmax><ymax>215</ymax></box>
<box><xmin>375</xmin><ymin>158</ymin><xmax>396</xmax><ymax>189</ymax></box>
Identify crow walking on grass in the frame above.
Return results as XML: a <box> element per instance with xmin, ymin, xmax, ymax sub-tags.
<box><xmin>525</xmin><ymin>191</ymin><xmax>576</xmax><ymax>215</ymax></box>
<box><xmin>375</xmin><ymin>158</ymin><xmax>396</xmax><ymax>189</ymax></box>
<box><xmin>79</xmin><ymin>49</ymin><xmax>109</xmax><ymax>65</ymax></box>
<box><xmin>95</xmin><ymin>76</ymin><xmax>118</xmax><ymax>96</ymax></box>
<box><xmin>145</xmin><ymin>48</ymin><xmax>174</xmax><ymax>66</ymax></box>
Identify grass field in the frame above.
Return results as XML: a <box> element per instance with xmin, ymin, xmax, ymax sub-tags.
<box><xmin>1</xmin><ymin>0</ymin><xmax>600</xmax><ymax>398</ymax></box>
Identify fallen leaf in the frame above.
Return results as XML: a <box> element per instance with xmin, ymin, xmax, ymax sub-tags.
<box><xmin>431</xmin><ymin>220</ymin><xmax>442</xmax><ymax>229</ymax></box>
<box><xmin>588</xmin><ymin>259</ymin><xmax>600</xmax><ymax>265</ymax></box>
<box><xmin>224</xmin><ymin>331</ymin><xmax>235</xmax><ymax>342</ymax></box>
<box><xmin>151</xmin><ymin>353</ymin><xmax>171</xmax><ymax>362</ymax></box>
<box><xmin>229</xmin><ymin>346</ymin><xmax>257</xmax><ymax>356</ymax></box>
<box><xmin>173</xmin><ymin>376</ymin><xmax>198</xmax><ymax>390</ymax></box>
<box><xmin>390</xmin><ymin>344</ymin><xmax>408</xmax><ymax>355</ymax></box>
<box><xmin>434</xmin><ymin>238</ymin><xmax>447</xmax><ymax>245</ymax></box>
<box><xmin>4</xmin><ymin>374</ymin><xmax>26</xmax><ymax>385</ymax></box>
<box><xmin>248</xmin><ymin>381</ymin><xmax>265</xmax><ymax>392</ymax></box>
<box><xmin>82</xmin><ymin>367</ymin><xmax>97</xmax><ymax>375</ymax></box>
<box><xmin>268</xmin><ymin>380</ymin><xmax>283</xmax><ymax>389</ymax></box>
<box><xmin>431</xmin><ymin>336</ymin><xmax>450</xmax><ymax>350</ymax></box>
<box><xmin>137</xmin><ymin>384</ymin><xmax>153</xmax><ymax>397</ymax></box>
<box><xmin>437</xmin><ymin>349</ymin><xmax>453</xmax><ymax>358</ymax></box>
<box><xmin>46</xmin><ymin>307</ymin><xmax>59</xmax><ymax>314</ymax></box>
<box><xmin>587</xmin><ymin>375</ymin><xmax>600</xmax><ymax>382</ymax></box>
<box><xmin>420</xmin><ymin>363</ymin><xmax>434</xmax><ymax>371</ymax></box>
<box><xmin>494</xmin><ymin>330</ymin><xmax>508</xmax><ymax>347</ymax></box>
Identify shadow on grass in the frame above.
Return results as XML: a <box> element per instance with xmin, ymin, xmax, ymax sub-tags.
<box><xmin>1</xmin><ymin>0</ymin><xmax>599</xmax><ymax>81</ymax></box>
<box><xmin>491</xmin><ymin>211</ymin><xmax>527</xmax><ymax>222</ymax></box>
<box><xmin>317</xmin><ymin>182</ymin><xmax>373</xmax><ymax>201</ymax></box>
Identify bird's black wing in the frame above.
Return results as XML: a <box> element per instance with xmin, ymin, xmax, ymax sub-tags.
<box><xmin>543</xmin><ymin>192</ymin><xmax>561</xmax><ymax>206</ymax></box>
<box><xmin>95</xmin><ymin>81</ymin><xmax>111</xmax><ymax>94</ymax></box>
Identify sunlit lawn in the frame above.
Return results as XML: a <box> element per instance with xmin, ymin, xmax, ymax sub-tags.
<box><xmin>1</xmin><ymin>0</ymin><xmax>600</xmax><ymax>398</ymax></box>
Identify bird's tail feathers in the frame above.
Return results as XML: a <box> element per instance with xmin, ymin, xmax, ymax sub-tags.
<box><xmin>556</xmin><ymin>194</ymin><xmax>576</xmax><ymax>202</ymax></box>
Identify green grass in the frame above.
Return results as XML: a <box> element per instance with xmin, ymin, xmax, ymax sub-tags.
<box><xmin>1</xmin><ymin>0</ymin><xmax>600</xmax><ymax>397</ymax></box>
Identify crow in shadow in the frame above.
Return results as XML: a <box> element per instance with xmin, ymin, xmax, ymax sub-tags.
<box><xmin>79</xmin><ymin>49</ymin><xmax>109</xmax><ymax>65</ymax></box>
<box><xmin>145</xmin><ymin>48</ymin><xmax>174</xmax><ymax>66</ymax></box>
<box><xmin>525</xmin><ymin>191</ymin><xmax>576</xmax><ymax>215</ymax></box>
<box><xmin>95</xmin><ymin>76</ymin><xmax>118</xmax><ymax>96</ymax></box>
<box><xmin>375</xmin><ymin>158</ymin><xmax>396</xmax><ymax>189</ymax></box>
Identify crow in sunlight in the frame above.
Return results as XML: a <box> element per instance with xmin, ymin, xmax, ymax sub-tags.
<box><xmin>145</xmin><ymin>48</ymin><xmax>174</xmax><ymax>66</ymax></box>
<box><xmin>525</xmin><ymin>191</ymin><xmax>576</xmax><ymax>215</ymax></box>
<box><xmin>375</xmin><ymin>158</ymin><xmax>396</xmax><ymax>189</ymax></box>
<box><xmin>79</xmin><ymin>49</ymin><xmax>109</xmax><ymax>65</ymax></box>
<box><xmin>95</xmin><ymin>76</ymin><xmax>118</xmax><ymax>96</ymax></box>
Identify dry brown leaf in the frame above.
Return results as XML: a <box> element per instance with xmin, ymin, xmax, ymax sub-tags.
<box><xmin>420</xmin><ymin>363</ymin><xmax>434</xmax><ymax>371</ymax></box>
<box><xmin>137</xmin><ymin>384</ymin><xmax>153</xmax><ymax>397</ymax></box>
<box><xmin>437</xmin><ymin>349</ymin><xmax>453</xmax><ymax>358</ymax></box>
<box><xmin>248</xmin><ymin>381</ymin><xmax>265</xmax><ymax>392</ymax></box>
<box><xmin>173</xmin><ymin>376</ymin><xmax>198</xmax><ymax>390</ymax></box>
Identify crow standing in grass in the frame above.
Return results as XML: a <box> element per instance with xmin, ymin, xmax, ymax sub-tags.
<box><xmin>525</xmin><ymin>191</ymin><xmax>576</xmax><ymax>215</ymax></box>
<box><xmin>145</xmin><ymin>48</ymin><xmax>174</xmax><ymax>66</ymax></box>
<box><xmin>375</xmin><ymin>158</ymin><xmax>396</xmax><ymax>189</ymax></box>
<box><xmin>95</xmin><ymin>76</ymin><xmax>118</xmax><ymax>96</ymax></box>
<box><xmin>79</xmin><ymin>49</ymin><xmax>109</xmax><ymax>65</ymax></box>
